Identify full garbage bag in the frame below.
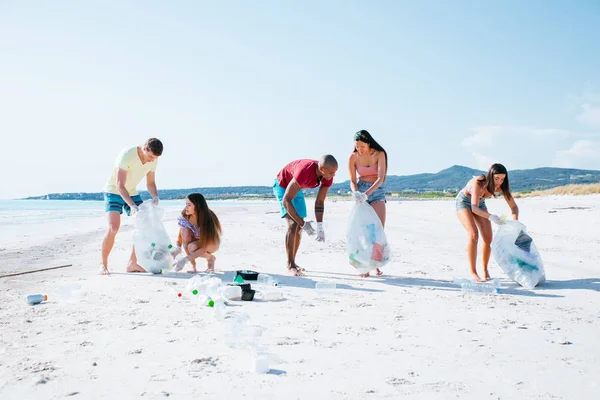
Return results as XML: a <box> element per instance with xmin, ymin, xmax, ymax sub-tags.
<box><xmin>133</xmin><ymin>202</ymin><xmax>174</xmax><ymax>274</ymax></box>
<box><xmin>491</xmin><ymin>220</ymin><xmax>545</xmax><ymax>289</ymax></box>
<box><xmin>346</xmin><ymin>202</ymin><xmax>391</xmax><ymax>274</ymax></box>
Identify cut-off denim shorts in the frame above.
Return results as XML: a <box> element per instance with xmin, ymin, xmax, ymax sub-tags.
<box><xmin>357</xmin><ymin>180</ymin><xmax>386</xmax><ymax>205</ymax></box>
<box><xmin>455</xmin><ymin>191</ymin><xmax>487</xmax><ymax>212</ymax></box>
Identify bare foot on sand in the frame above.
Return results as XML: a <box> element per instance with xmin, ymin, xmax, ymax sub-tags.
<box><xmin>127</xmin><ymin>263</ymin><xmax>147</xmax><ymax>273</ymax></box>
<box><xmin>99</xmin><ymin>263</ymin><xmax>110</xmax><ymax>275</ymax></box>
<box><xmin>287</xmin><ymin>266</ymin><xmax>305</xmax><ymax>276</ymax></box>
<box><xmin>375</xmin><ymin>268</ymin><xmax>383</xmax><ymax>276</ymax></box>
<box><xmin>471</xmin><ymin>273</ymin><xmax>485</xmax><ymax>282</ymax></box>
<box><xmin>483</xmin><ymin>271</ymin><xmax>492</xmax><ymax>281</ymax></box>
<box><xmin>359</xmin><ymin>272</ymin><xmax>370</xmax><ymax>278</ymax></box>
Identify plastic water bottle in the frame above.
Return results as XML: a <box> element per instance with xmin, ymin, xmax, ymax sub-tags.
<box><xmin>454</xmin><ymin>278</ymin><xmax>501</xmax><ymax>294</ymax></box>
<box><xmin>213</xmin><ymin>298</ymin><xmax>227</xmax><ymax>321</ymax></box>
<box><xmin>315</xmin><ymin>282</ymin><xmax>336</xmax><ymax>295</ymax></box>
<box><xmin>219</xmin><ymin>285</ymin><xmax>242</xmax><ymax>300</ymax></box>
<box><xmin>25</xmin><ymin>294</ymin><xmax>48</xmax><ymax>305</ymax></box>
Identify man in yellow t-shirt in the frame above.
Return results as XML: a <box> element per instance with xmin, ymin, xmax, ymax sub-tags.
<box><xmin>100</xmin><ymin>138</ymin><xmax>163</xmax><ymax>275</ymax></box>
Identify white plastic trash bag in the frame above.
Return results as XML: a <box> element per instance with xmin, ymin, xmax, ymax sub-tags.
<box><xmin>346</xmin><ymin>202</ymin><xmax>391</xmax><ymax>274</ymax></box>
<box><xmin>491</xmin><ymin>220</ymin><xmax>545</xmax><ymax>289</ymax></box>
<box><xmin>133</xmin><ymin>202</ymin><xmax>174</xmax><ymax>274</ymax></box>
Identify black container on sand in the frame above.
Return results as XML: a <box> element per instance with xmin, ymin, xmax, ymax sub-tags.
<box><xmin>236</xmin><ymin>270</ymin><xmax>259</xmax><ymax>281</ymax></box>
<box><xmin>241</xmin><ymin>289</ymin><xmax>256</xmax><ymax>301</ymax></box>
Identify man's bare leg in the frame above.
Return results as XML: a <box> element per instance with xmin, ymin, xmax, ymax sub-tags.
<box><xmin>285</xmin><ymin>217</ymin><xmax>304</xmax><ymax>276</ymax></box>
<box><xmin>100</xmin><ymin>211</ymin><xmax>121</xmax><ymax>275</ymax></box>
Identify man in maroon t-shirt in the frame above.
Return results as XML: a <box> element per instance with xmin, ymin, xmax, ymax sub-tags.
<box><xmin>272</xmin><ymin>155</ymin><xmax>338</xmax><ymax>276</ymax></box>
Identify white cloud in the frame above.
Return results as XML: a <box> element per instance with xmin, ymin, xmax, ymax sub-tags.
<box><xmin>461</xmin><ymin>126</ymin><xmax>574</xmax><ymax>170</ymax></box>
<box><xmin>471</xmin><ymin>152</ymin><xmax>495</xmax><ymax>171</ymax></box>
<box><xmin>462</xmin><ymin>126</ymin><xmax>571</xmax><ymax>149</ymax></box>
<box><xmin>554</xmin><ymin>140</ymin><xmax>600</xmax><ymax>169</ymax></box>
<box><xmin>576</xmin><ymin>103</ymin><xmax>600</xmax><ymax>129</ymax></box>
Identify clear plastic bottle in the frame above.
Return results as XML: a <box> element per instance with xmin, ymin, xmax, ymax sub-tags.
<box><xmin>461</xmin><ymin>283</ymin><xmax>500</xmax><ymax>294</ymax></box>
<box><xmin>258</xmin><ymin>290</ymin><xmax>284</xmax><ymax>301</ymax></box>
<box><xmin>315</xmin><ymin>282</ymin><xmax>336</xmax><ymax>295</ymax></box>
<box><xmin>453</xmin><ymin>278</ymin><xmax>501</xmax><ymax>294</ymax></box>
<box><xmin>257</xmin><ymin>274</ymin><xmax>272</xmax><ymax>285</ymax></box>
<box><xmin>25</xmin><ymin>294</ymin><xmax>48</xmax><ymax>305</ymax></box>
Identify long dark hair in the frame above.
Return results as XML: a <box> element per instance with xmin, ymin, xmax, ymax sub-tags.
<box><xmin>181</xmin><ymin>193</ymin><xmax>222</xmax><ymax>247</ymax></box>
<box><xmin>353</xmin><ymin>130</ymin><xmax>388</xmax><ymax>180</ymax></box>
<box><xmin>481</xmin><ymin>163</ymin><xmax>512</xmax><ymax>200</ymax></box>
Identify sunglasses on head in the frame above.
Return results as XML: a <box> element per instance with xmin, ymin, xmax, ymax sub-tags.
<box><xmin>354</xmin><ymin>132</ymin><xmax>368</xmax><ymax>141</ymax></box>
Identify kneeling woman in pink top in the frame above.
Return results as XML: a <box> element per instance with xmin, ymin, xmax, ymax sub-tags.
<box><xmin>173</xmin><ymin>193</ymin><xmax>222</xmax><ymax>273</ymax></box>
<box><xmin>347</xmin><ymin>130</ymin><xmax>388</xmax><ymax>277</ymax></box>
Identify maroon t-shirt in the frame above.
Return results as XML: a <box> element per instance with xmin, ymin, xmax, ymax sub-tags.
<box><xmin>277</xmin><ymin>159</ymin><xmax>333</xmax><ymax>189</ymax></box>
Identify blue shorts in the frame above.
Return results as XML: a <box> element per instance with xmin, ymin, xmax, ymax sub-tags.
<box><xmin>272</xmin><ymin>178</ymin><xmax>307</xmax><ymax>219</ymax></box>
<box><xmin>104</xmin><ymin>193</ymin><xmax>143</xmax><ymax>216</ymax></box>
<box><xmin>357</xmin><ymin>180</ymin><xmax>386</xmax><ymax>205</ymax></box>
<box><xmin>455</xmin><ymin>191</ymin><xmax>487</xmax><ymax>212</ymax></box>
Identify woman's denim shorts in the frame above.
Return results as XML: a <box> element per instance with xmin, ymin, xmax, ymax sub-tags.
<box><xmin>357</xmin><ymin>180</ymin><xmax>386</xmax><ymax>205</ymax></box>
<box><xmin>455</xmin><ymin>191</ymin><xmax>487</xmax><ymax>212</ymax></box>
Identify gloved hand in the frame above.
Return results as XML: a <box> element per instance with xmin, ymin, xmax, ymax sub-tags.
<box><xmin>130</xmin><ymin>205</ymin><xmax>140</xmax><ymax>215</ymax></box>
<box><xmin>316</xmin><ymin>222</ymin><xmax>325</xmax><ymax>242</ymax></box>
<box><xmin>152</xmin><ymin>196</ymin><xmax>159</xmax><ymax>206</ymax></box>
<box><xmin>174</xmin><ymin>257</ymin><xmax>189</xmax><ymax>272</ymax></box>
<box><xmin>488</xmin><ymin>214</ymin><xmax>504</xmax><ymax>225</ymax></box>
<box><xmin>170</xmin><ymin>245</ymin><xmax>183</xmax><ymax>258</ymax></box>
<box><xmin>301</xmin><ymin>220</ymin><xmax>315</xmax><ymax>236</ymax></box>
<box><xmin>352</xmin><ymin>191</ymin><xmax>368</xmax><ymax>204</ymax></box>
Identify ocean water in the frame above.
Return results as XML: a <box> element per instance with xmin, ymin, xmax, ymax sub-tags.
<box><xmin>0</xmin><ymin>199</ymin><xmax>273</xmax><ymax>247</ymax></box>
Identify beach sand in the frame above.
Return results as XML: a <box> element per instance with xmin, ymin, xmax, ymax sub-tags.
<box><xmin>1</xmin><ymin>196</ymin><xmax>599</xmax><ymax>399</ymax></box>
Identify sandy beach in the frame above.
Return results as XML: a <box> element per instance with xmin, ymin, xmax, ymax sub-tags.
<box><xmin>1</xmin><ymin>196</ymin><xmax>599</xmax><ymax>399</ymax></box>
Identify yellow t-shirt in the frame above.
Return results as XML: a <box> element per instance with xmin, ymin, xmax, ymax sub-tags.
<box><xmin>103</xmin><ymin>146</ymin><xmax>158</xmax><ymax>195</ymax></box>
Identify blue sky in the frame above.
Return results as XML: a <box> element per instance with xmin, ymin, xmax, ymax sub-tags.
<box><xmin>1</xmin><ymin>0</ymin><xmax>599</xmax><ymax>199</ymax></box>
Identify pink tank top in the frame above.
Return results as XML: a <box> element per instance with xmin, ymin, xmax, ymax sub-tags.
<box><xmin>356</xmin><ymin>163</ymin><xmax>378</xmax><ymax>178</ymax></box>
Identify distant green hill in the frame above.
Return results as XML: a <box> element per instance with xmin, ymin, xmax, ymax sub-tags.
<box><xmin>24</xmin><ymin>165</ymin><xmax>600</xmax><ymax>200</ymax></box>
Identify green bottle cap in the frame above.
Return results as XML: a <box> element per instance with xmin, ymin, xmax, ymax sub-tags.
<box><xmin>207</xmin><ymin>299</ymin><xmax>215</xmax><ymax>307</ymax></box>
<box><xmin>151</xmin><ymin>243</ymin><xmax>156</xmax><ymax>247</ymax></box>
<box><xmin>192</xmin><ymin>289</ymin><xmax>198</xmax><ymax>295</ymax></box>
<box><xmin>168</xmin><ymin>244</ymin><xmax>173</xmax><ymax>249</ymax></box>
